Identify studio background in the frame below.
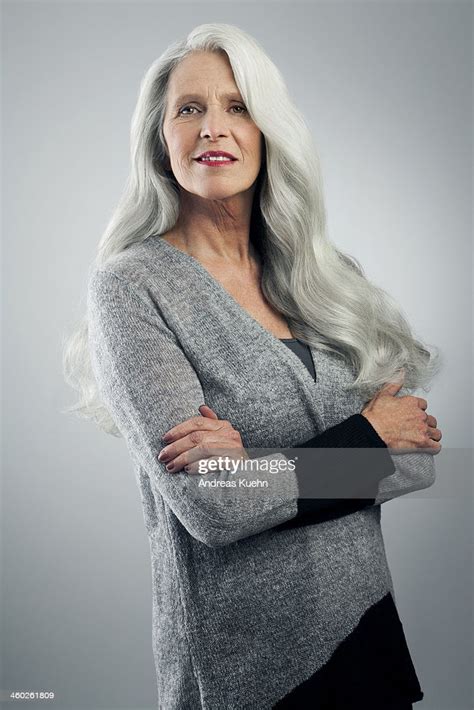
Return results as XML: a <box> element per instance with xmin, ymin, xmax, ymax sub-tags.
<box><xmin>2</xmin><ymin>2</ymin><xmax>472</xmax><ymax>709</ymax></box>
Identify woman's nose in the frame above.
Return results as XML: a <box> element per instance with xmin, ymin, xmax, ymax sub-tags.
<box><xmin>199</xmin><ymin>107</ymin><xmax>230</xmax><ymax>139</ymax></box>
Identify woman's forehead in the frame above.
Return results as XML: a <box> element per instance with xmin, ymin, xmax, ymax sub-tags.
<box><xmin>168</xmin><ymin>51</ymin><xmax>237</xmax><ymax>91</ymax></box>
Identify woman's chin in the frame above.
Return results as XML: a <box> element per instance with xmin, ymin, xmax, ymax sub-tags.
<box><xmin>188</xmin><ymin>186</ymin><xmax>248</xmax><ymax>201</ymax></box>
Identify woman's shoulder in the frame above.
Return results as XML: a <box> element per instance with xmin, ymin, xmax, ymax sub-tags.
<box><xmin>89</xmin><ymin>235</ymin><xmax>170</xmax><ymax>290</ymax></box>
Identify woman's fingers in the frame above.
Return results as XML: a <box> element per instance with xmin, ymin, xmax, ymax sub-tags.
<box><xmin>161</xmin><ymin>415</ymin><xmax>232</xmax><ymax>444</ymax></box>
<box><xmin>426</xmin><ymin>411</ymin><xmax>442</xmax><ymax>448</ymax></box>
<box><xmin>158</xmin><ymin>425</ymin><xmax>234</xmax><ymax>463</ymax></box>
<box><xmin>163</xmin><ymin>439</ymin><xmax>244</xmax><ymax>473</ymax></box>
<box><xmin>420</xmin><ymin>423</ymin><xmax>442</xmax><ymax>454</ymax></box>
<box><xmin>158</xmin><ymin>407</ymin><xmax>239</xmax><ymax>470</ymax></box>
<box><xmin>198</xmin><ymin>404</ymin><xmax>219</xmax><ymax>419</ymax></box>
<box><xmin>158</xmin><ymin>433</ymin><xmax>213</xmax><ymax>466</ymax></box>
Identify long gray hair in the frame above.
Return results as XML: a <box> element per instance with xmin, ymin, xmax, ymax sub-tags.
<box><xmin>62</xmin><ymin>22</ymin><xmax>443</xmax><ymax>436</ymax></box>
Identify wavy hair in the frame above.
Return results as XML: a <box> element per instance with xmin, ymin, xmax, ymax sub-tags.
<box><xmin>62</xmin><ymin>22</ymin><xmax>443</xmax><ymax>436</ymax></box>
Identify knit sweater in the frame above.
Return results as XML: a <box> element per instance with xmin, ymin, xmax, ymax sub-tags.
<box><xmin>87</xmin><ymin>234</ymin><xmax>436</xmax><ymax>709</ymax></box>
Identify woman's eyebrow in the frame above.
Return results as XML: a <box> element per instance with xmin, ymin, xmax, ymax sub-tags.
<box><xmin>173</xmin><ymin>92</ymin><xmax>244</xmax><ymax>106</ymax></box>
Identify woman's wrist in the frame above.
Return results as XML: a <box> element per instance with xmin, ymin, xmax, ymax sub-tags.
<box><xmin>358</xmin><ymin>412</ymin><xmax>387</xmax><ymax>447</ymax></box>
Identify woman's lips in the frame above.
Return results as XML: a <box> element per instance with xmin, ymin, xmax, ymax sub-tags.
<box><xmin>194</xmin><ymin>159</ymin><xmax>237</xmax><ymax>167</ymax></box>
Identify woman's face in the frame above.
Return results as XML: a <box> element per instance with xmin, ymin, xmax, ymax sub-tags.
<box><xmin>162</xmin><ymin>50</ymin><xmax>263</xmax><ymax>202</ymax></box>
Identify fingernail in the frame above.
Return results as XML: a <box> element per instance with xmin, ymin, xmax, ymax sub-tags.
<box><xmin>162</xmin><ymin>433</ymin><xmax>172</xmax><ymax>443</ymax></box>
<box><xmin>165</xmin><ymin>463</ymin><xmax>175</xmax><ymax>471</ymax></box>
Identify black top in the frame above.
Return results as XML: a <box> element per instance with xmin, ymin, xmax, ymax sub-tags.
<box><xmin>280</xmin><ymin>337</ymin><xmax>317</xmax><ymax>381</ymax></box>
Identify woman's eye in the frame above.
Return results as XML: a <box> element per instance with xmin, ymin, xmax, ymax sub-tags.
<box><xmin>178</xmin><ymin>104</ymin><xmax>247</xmax><ymax>116</ymax></box>
<box><xmin>178</xmin><ymin>105</ymin><xmax>197</xmax><ymax>115</ymax></box>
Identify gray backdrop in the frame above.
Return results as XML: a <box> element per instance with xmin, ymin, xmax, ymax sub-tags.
<box><xmin>2</xmin><ymin>1</ymin><xmax>472</xmax><ymax>709</ymax></box>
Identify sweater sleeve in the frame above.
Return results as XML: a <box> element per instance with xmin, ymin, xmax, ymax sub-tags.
<box><xmin>274</xmin><ymin>395</ymin><xmax>437</xmax><ymax>530</ymax></box>
<box><xmin>273</xmin><ymin>414</ymin><xmax>394</xmax><ymax>527</ymax></box>
<box><xmin>88</xmin><ymin>268</ymin><xmax>303</xmax><ymax>548</ymax></box>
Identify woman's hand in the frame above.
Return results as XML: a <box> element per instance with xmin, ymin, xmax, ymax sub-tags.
<box><xmin>157</xmin><ymin>405</ymin><xmax>249</xmax><ymax>474</ymax></box>
<box><xmin>361</xmin><ymin>380</ymin><xmax>442</xmax><ymax>453</ymax></box>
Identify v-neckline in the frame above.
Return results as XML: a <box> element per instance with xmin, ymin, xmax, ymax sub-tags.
<box><xmin>153</xmin><ymin>235</ymin><xmax>320</xmax><ymax>391</ymax></box>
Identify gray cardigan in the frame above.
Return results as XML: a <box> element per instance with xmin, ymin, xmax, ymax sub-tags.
<box><xmin>87</xmin><ymin>234</ymin><xmax>436</xmax><ymax>709</ymax></box>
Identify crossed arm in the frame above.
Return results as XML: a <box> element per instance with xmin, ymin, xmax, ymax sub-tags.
<box><xmin>88</xmin><ymin>268</ymin><xmax>436</xmax><ymax>547</ymax></box>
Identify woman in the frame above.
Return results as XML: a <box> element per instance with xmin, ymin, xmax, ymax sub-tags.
<box><xmin>63</xmin><ymin>23</ymin><xmax>443</xmax><ymax>709</ymax></box>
